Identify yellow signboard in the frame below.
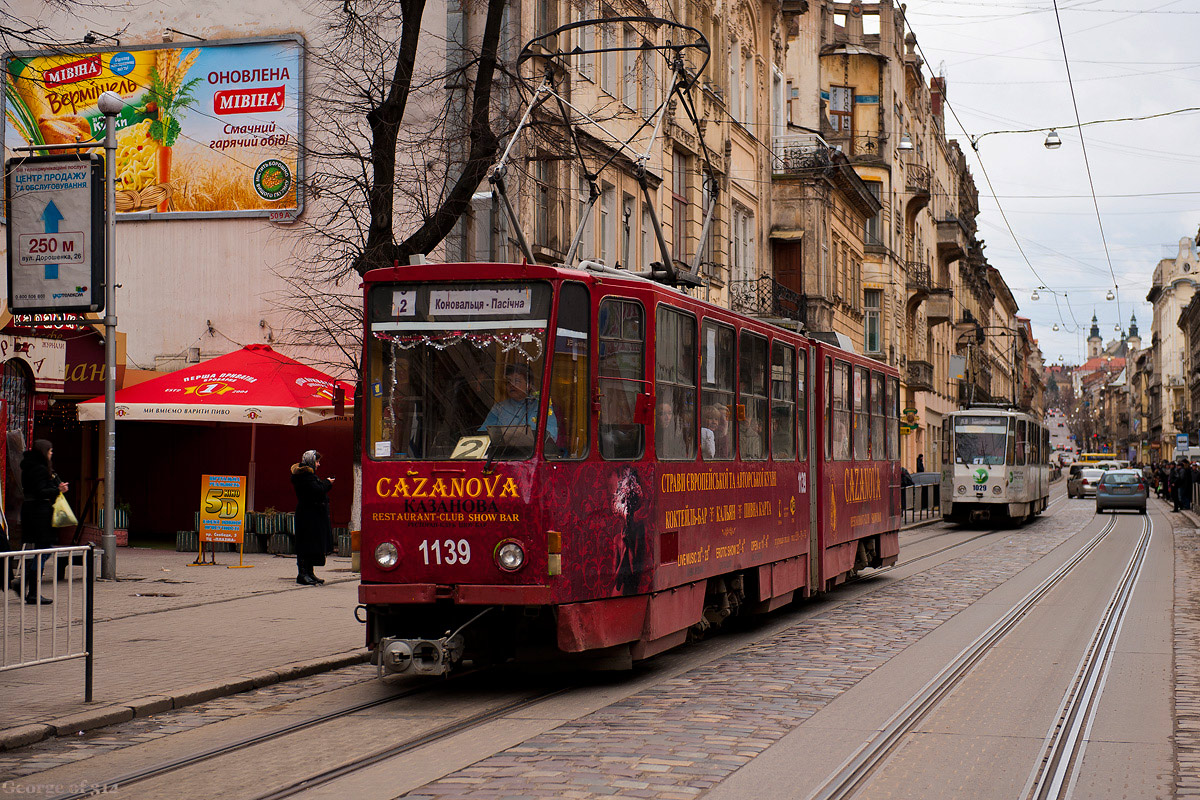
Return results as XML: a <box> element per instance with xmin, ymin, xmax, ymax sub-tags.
<box><xmin>199</xmin><ymin>474</ymin><xmax>246</xmax><ymax>544</ymax></box>
<box><xmin>5</xmin><ymin>37</ymin><xmax>302</xmax><ymax>219</ymax></box>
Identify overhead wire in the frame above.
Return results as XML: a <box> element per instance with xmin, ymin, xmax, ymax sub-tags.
<box><xmin>1049</xmin><ymin>0</ymin><xmax>1122</xmax><ymax>324</ymax></box>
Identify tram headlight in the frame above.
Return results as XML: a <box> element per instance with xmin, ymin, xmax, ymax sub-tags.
<box><xmin>957</xmin><ymin>484</ymin><xmax>966</xmax><ymax>495</ymax></box>
<box><xmin>992</xmin><ymin>485</ymin><xmax>1003</xmax><ymax>495</ymax></box>
<box><xmin>375</xmin><ymin>542</ymin><xmax>400</xmax><ymax>569</ymax></box>
<box><xmin>495</xmin><ymin>541</ymin><xmax>526</xmax><ymax>572</ymax></box>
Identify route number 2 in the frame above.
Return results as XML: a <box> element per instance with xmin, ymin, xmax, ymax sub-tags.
<box><xmin>419</xmin><ymin>538</ymin><xmax>471</xmax><ymax>565</ymax></box>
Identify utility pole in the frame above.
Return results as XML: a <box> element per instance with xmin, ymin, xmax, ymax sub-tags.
<box><xmin>97</xmin><ymin>90</ymin><xmax>123</xmax><ymax>580</ymax></box>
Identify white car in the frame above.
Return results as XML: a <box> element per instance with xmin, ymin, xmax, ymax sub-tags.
<box><xmin>1068</xmin><ymin>467</ymin><xmax>1105</xmax><ymax>498</ymax></box>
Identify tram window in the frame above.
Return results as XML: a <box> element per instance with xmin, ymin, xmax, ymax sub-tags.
<box><xmin>886</xmin><ymin>376</ymin><xmax>899</xmax><ymax>460</ymax></box>
<box><xmin>366</xmin><ymin>281</ymin><xmax>553</xmax><ymax>461</ymax></box>
<box><xmin>824</xmin><ymin>357</ymin><xmax>833</xmax><ymax>460</ymax></box>
<box><xmin>598</xmin><ymin>298</ymin><xmax>646</xmax><ymax>460</ymax></box>
<box><xmin>739</xmin><ymin>332</ymin><xmax>768</xmax><ymax>461</ymax></box>
<box><xmin>853</xmin><ymin>366</ymin><xmax>868</xmax><ymax>460</ymax></box>
<box><xmin>547</xmin><ymin>282</ymin><xmax>590</xmax><ymax>460</ymax></box>
<box><xmin>871</xmin><ymin>372</ymin><xmax>885</xmax><ymax>460</ymax></box>
<box><xmin>771</xmin><ymin>341</ymin><xmax>795</xmax><ymax>460</ymax></box>
<box><xmin>700</xmin><ymin>321</ymin><xmax>735</xmax><ymax>460</ymax></box>
<box><xmin>655</xmin><ymin>306</ymin><xmax>697</xmax><ymax>460</ymax></box>
<box><xmin>797</xmin><ymin>348</ymin><xmax>808</xmax><ymax>461</ymax></box>
<box><xmin>942</xmin><ymin>415</ymin><xmax>952</xmax><ymax>465</ymax></box>
<box><xmin>833</xmin><ymin>361</ymin><xmax>850</xmax><ymax>461</ymax></box>
<box><xmin>1016</xmin><ymin>420</ymin><xmax>1027</xmax><ymax>465</ymax></box>
<box><xmin>1006</xmin><ymin>418</ymin><xmax>1017</xmax><ymax>465</ymax></box>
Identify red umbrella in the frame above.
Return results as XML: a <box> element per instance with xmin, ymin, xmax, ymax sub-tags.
<box><xmin>78</xmin><ymin>344</ymin><xmax>352</xmax><ymax>426</ymax></box>
<box><xmin>78</xmin><ymin>344</ymin><xmax>352</xmax><ymax>508</ymax></box>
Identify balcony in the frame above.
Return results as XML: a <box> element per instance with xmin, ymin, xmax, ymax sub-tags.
<box><xmin>936</xmin><ymin>215</ymin><xmax>970</xmax><ymax>263</ymax></box>
<box><xmin>729</xmin><ymin>276</ymin><xmax>807</xmax><ymax>325</ymax></box>
<box><xmin>906</xmin><ymin>164</ymin><xmax>931</xmax><ymax>195</ymax></box>
<box><xmin>824</xmin><ymin>131</ymin><xmax>889</xmax><ymax>164</ymax></box>
<box><xmin>907</xmin><ymin>359</ymin><xmax>934</xmax><ymax>392</ymax></box>
<box><xmin>906</xmin><ymin>261</ymin><xmax>931</xmax><ymax>292</ymax></box>
<box><xmin>773</xmin><ymin>134</ymin><xmax>832</xmax><ymax>175</ymax></box>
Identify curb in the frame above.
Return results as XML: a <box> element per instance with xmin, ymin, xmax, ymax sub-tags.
<box><xmin>0</xmin><ymin>648</ymin><xmax>370</xmax><ymax>751</ymax></box>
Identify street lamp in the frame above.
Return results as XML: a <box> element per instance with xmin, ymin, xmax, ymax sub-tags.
<box><xmin>1044</xmin><ymin>129</ymin><xmax>1062</xmax><ymax>149</ymax></box>
<box><xmin>1031</xmin><ymin>289</ymin><xmax>1040</xmax><ymax>301</ymax></box>
<box><xmin>898</xmin><ymin>133</ymin><xmax>913</xmax><ymax>151</ymax></box>
<box><xmin>1053</xmin><ymin>323</ymin><xmax>1060</xmax><ymax>331</ymax></box>
<box><xmin>97</xmin><ymin>89</ymin><xmax>123</xmax><ymax>581</ymax></box>
<box><xmin>1106</xmin><ymin>289</ymin><xmax>1115</xmax><ymax>301</ymax></box>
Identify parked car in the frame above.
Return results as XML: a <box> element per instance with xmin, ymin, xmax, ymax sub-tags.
<box><xmin>1068</xmin><ymin>467</ymin><xmax>1106</xmax><ymax>498</ymax></box>
<box><xmin>1095</xmin><ymin>469</ymin><xmax>1148</xmax><ymax>514</ymax></box>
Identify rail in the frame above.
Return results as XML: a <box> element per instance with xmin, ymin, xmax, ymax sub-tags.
<box><xmin>901</xmin><ymin>483</ymin><xmax>941</xmax><ymax>524</ymax></box>
<box><xmin>2</xmin><ymin>545</ymin><xmax>95</xmax><ymax>701</ymax></box>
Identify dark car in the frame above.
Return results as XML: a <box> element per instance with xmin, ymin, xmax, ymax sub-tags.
<box><xmin>1095</xmin><ymin>469</ymin><xmax>1148</xmax><ymax>514</ymax></box>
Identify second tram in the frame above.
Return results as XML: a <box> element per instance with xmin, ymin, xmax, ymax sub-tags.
<box><xmin>940</xmin><ymin>406</ymin><xmax>1050</xmax><ymax>524</ymax></box>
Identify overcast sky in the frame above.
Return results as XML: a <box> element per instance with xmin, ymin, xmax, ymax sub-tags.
<box><xmin>900</xmin><ymin>0</ymin><xmax>1199</xmax><ymax>365</ymax></box>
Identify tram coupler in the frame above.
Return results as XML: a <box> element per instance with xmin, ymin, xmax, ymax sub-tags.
<box><xmin>378</xmin><ymin>634</ymin><xmax>465</xmax><ymax>677</ymax></box>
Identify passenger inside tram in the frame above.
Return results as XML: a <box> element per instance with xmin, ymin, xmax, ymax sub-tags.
<box><xmin>656</xmin><ymin>398</ymin><xmax>688</xmax><ymax>459</ymax></box>
<box><xmin>701</xmin><ymin>404</ymin><xmax>732</xmax><ymax>459</ymax></box>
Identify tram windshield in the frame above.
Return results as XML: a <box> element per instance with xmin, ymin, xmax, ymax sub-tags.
<box><xmin>953</xmin><ymin>416</ymin><xmax>1011</xmax><ymax>466</ymax></box>
<box><xmin>366</xmin><ymin>282</ymin><xmax>555</xmax><ymax>460</ymax></box>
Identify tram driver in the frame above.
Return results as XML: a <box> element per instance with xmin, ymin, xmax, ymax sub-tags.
<box><xmin>479</xmin><ymin>362</ymin><xmax>558</xmax><ymax>442</ymax></box>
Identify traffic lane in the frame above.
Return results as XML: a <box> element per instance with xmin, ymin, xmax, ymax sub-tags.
<box><xmin>1069</xmin><ymin>501</ymin><xmax>1174</xmax><ymax>800</ymax></box>
<box><xmin>852</xmin><ymin>507</ymin><xmax>1167</xmax><ymax>800</ymax></box>
<box><xmin>703</xmin><ymin>490</ymin><xmax>1105</xmax><ymax>800</ymax></box>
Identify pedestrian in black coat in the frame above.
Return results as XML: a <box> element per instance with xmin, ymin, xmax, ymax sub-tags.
<box><xmin>290</xmin><ymin>450</ymin><xmax>335</xmax><ymax>586</ymax></box>
<box><xmin>13</xmin><ymin>440</ymin><xmax>67</xmax><ymax>604</ymax></box>
<box><xmin>1180</xmin><ymin>462</ymin><xmax>1195</xmax><ymax>511</ymax></box>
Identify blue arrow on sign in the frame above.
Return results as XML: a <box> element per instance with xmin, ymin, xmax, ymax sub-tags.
<box><xmin>41</xmin><ymin>201</ymin><xmax>63</xmax><ymax>280</ymax></box>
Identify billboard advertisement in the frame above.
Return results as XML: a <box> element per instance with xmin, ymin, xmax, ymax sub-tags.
<box><xmin>4</xmin><ymin>36</ymin><xmax>303</xmax><ymax>220</ymax></box>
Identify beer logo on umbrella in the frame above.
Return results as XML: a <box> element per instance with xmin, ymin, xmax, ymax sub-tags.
<box><xmin>184</xmin><ymin>381</ymin><xmax>237</xmax><ymax>397</ymax></box>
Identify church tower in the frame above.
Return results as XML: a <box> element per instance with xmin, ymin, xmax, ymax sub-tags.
<box><xmin>1127</xmin><ymin>311</ymin><xmax>1141</xmax><ymax>352</ymax></box>
<box><xmin>1088</xmin><ymin>312</ymin><xmax>1102</xmax><ymax>359</ymax></box>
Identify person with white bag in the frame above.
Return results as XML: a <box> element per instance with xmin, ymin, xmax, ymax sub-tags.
<box><xmin>10</xmin><ymin>440</ymin><xmax>68</xmax><ymax>605</ymax></box>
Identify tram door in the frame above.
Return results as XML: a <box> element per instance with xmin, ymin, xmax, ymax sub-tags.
<box><xmin>802</xmin><ymin>345</ymin><xmax>818</xmax><ymax>594</ymax></box>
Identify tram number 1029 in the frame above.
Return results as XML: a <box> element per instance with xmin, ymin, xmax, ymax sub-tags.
<box><xmin>419</xmin><ymin>538</ymin><xmax>472</xmax><ymax>565</ymax></box>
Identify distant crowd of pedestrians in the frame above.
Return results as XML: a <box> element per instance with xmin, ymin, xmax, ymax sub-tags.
<box><xmin>1143</xmin><ymin>460</ymin><xmax>1200</xmax><ymax>512</ymax></box>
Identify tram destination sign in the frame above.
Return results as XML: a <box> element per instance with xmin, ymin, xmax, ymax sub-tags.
<box><xmin>5</xmin><ymin>153</ymin><xmax>105</xmax><ymax>313</ymax></box>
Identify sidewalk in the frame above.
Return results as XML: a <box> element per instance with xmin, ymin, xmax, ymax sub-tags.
<box><xmin>0</xmin><ymin>547</ymin><xmax>366</xmax><ymax>751</ymax></box>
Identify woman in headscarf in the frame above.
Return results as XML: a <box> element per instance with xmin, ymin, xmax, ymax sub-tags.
<box><xmin>14</xmin><ymin>439</ymin><xmax>67</xmax><ymax>604</ymax></box>
<box><xmin>290</xmin><ymin>449</ymin><xmax>335</xmax><ymax>586</ymax></box>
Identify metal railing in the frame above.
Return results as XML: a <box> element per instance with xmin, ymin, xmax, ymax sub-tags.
<box><xmin>902</xmin><ymin>483</ymin><xmax>941</xmax><ymax>524</ymax></box>
<box><xmin>729</xmin><ymin>276</ymin><xmax>806</xmax><ymax>324</ymax></box>
<box><xmin>906</xmin><ymin>261</ymin><xmax>931</xmax><ymax>291</ymax></box>
<box><xmin>907</xmin><ymin>359</ymin><xmax>934</xmax><ymax>392</ymax></box>
<box><xmin>772</xmin><ymin>133</ymin><xmax>832</xmax><ymax>174</ymax></box>
<box><xmin>2</xmin><ymin>545</ymin><xmax>95</xmax><ymax>701</ymax></box>
<box><xmin>906</xmin><ymin>163</ymin><xmax>931</xmax><ymax>193</ymax></box>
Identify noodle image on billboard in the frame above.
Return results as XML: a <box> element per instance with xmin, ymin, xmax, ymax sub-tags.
<box><xmin>4</xmin><ymin>36</ymin><xmax>303</xmax><ymax>219</ymax></box>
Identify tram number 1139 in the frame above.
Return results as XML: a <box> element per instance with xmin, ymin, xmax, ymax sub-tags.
<box><xmin>419</xmin><ymin>539</ymin><xmax>472</xmax><ymax>565</ymax></box>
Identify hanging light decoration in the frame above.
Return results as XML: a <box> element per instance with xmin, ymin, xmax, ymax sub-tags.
<box><xmin>1052</xmin><ymin>323</ymin><xmax>1060</xmax><ymax>331</ymax></box>
<box><xmin>1031</xmin><ymin>289</ymin><xmax>1040</xmax><ymax>301</ymax></box>
<box><xmin>1044</xmin><ymin>129</ymin><xmax>1062</xmax><ymax>150</ymax></box>
<box><xmin>1106</xmin><ymin>289</ymin><xmax>1115</xmax><ymax>300</ymax></box>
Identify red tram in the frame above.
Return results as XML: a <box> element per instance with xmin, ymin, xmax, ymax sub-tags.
<box><xmin>359</xmin><ymin>261</ymin><xmax>901</xmax><ymax>675</ymax></box>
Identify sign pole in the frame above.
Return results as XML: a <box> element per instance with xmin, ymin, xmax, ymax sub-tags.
<box><xmin>98</xmin><ymin>91</ymin><xmax>122</xmax><ymax>581</ymax></box>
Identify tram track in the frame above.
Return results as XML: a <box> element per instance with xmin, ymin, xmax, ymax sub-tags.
<box><xmin>1022</xmin><ymin>513</ymin><xmax>1154</xmax><ymax>800</ymax></box>
<box><xmin>48</xmin><ymin>668</ymin><xmax>567</xmax><ymax>800</ymax></box>
<box><xmin>809</xmin><ymin>505</ymin><xmax>1120</xmax><ymax>800</ymax></box>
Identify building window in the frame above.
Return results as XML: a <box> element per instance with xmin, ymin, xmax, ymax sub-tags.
<box><xmin>600</xmin><ymin>183</ymin><xmax>615</xmax><ymax>264</ymax></box>
<box><xmin>864</xmin><ymin>289</ymin><xmax>882</xmax><ymax>353</ymax></box>
<box><xmin>864</xmin><ymin>181</ymin><xmax>882</xmax><ymax>246</ymax></box>
<box><xmin>729</xmin><ymin>39</ymin><xmax>740</xmax><ymax>122</ymax></box>
<box><xmin>621</xmin><ymin>194</ymin><xmax>635</xmax><ymax>268</ymax></box>
<box><xmin>577</xmin><ymin>175</ymin><xmax>594</xmax><ymax>260</ymax></box>
<box><xmin>640</xmin><ymin>41</ymin><xmax>655</xmax><ymax>116</ymax></box>
<box><xmin>534</xmin><ymin>159</ymin><xmax>550</xmax><ymax>248</ymax></box>
<box><xmin>600</xmin><ymin>13</ymin><xmax>616</xmax><ymax>94</ymax></box>
<box><xmin>672</xmin><ymin>151</ymin><xmax>688</xmax><ymax>261</ymax></box>
<box><xmin>642</xmin><ymin>206</ymin><xmax>655</xmax><ymax>268</ymax></box>
<box><xmin>731</xmin><ymin>205</ymin><xmax>754</xmax><ymax>285</ymax></box>
<box><xmin>580</xmin><ymin>0</ymin><xmax>596</xmax><ymax>81</ymax></box>
<box><xmin>743</xmin><ymin>51</ymin><xmax>754</xmax><ymax>125</ymax></box>
<box><xmin>772</xmin><ymin>66</ymin><xmax>785</xmax><ymax>144</ymax></box>
<box><xmin>622</xmin><ymin>26</ymin><xmax>637</xmax><ymax>108</ymax></box>
<box><xmin>830</xmin><ymin>85</ymin><xmax>852</xmax><ymax>133</ymax></box>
